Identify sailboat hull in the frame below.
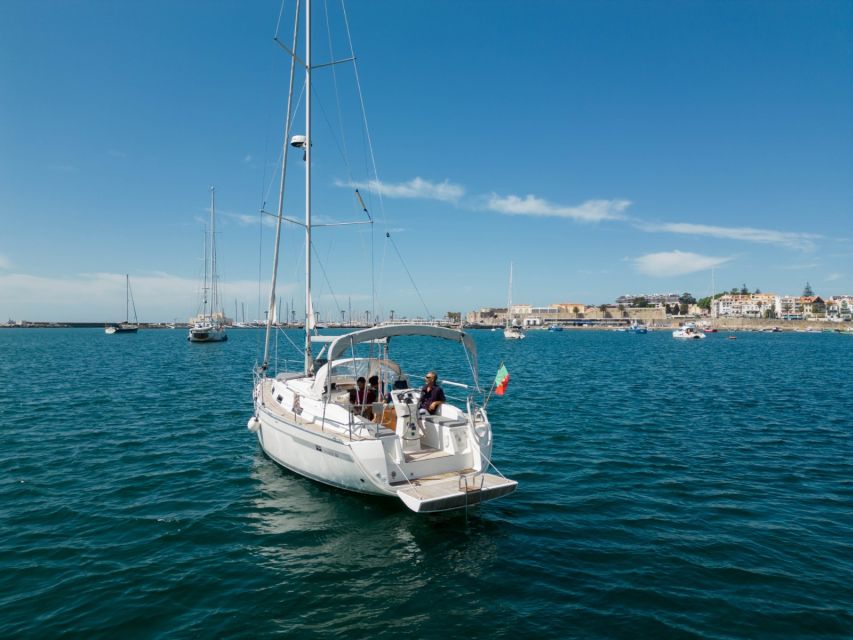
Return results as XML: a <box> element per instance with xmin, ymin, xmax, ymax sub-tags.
<box><xmin>251</xmin><ymin>371</ymin><xmax>512</xmax><ymax>513</ymax></box>
<box><xmin>105</xmin><ymin>324</ymin><xmax>138</xmax><ymax>334</ymax></box>
<box><xmin>255</xmin><ymin>408</ymin><xmax>392</xmax><ymax>496</ymax></box>
<box><xmin>188</xmin><ymin>325</ymin><xmax>228</xmax><ymax>342</ymax></box>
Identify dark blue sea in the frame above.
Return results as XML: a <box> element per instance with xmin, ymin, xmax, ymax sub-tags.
<box><xmin>1</xmin><ymin>327</ymin><xmax>851</xmax><ymax>638</ymax></box>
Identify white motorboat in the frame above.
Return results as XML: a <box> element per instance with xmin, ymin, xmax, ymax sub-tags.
<box><xmin>673</xmin><ymin>323</ymin><xmax>706</xmax><ymax>339</ymax></box>
<box><xmin>188</xmin><ymin>187</ymin><xmax>227</xmax><ymax>343</ymax></box>
<box><xmin>248</xmin><ymin>0</ymin><xmax>516</xmax><ymax>513</ymax></box>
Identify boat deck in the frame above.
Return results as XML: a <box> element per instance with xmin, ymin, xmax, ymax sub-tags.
<box><xmin>261</xmin><ymin>382</ymin><xmax>388</xmax><ymax>443</ymax></box>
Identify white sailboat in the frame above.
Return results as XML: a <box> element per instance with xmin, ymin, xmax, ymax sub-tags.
<box><xmin>105</xmin><ymin>274</ymin><xmax>139</xmax><ymax>334</ymax></box>
<box><xmin>503</xmin><ymin>262</ymin><xmax>525</xmax><ymax>340</ymax></box>
<box><xmin>247</xmin><ymin>0</ymin><xmax>516</xmax><ymax>513</ymax></box>
<box><xmin>188</xmin><ymin>187</ymin><xmax>227</xmax><ymax>343</ymax></box>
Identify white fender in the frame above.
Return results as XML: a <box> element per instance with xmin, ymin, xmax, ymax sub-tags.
<box><xmin>247</xmin><ymin>416</ymin><xmax>261</xmax><ymax>432</ymax></box>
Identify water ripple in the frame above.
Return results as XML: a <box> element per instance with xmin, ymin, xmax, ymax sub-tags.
<box><xmin>1</xmin><ymin>328</ymin><xmax>852</xmax><ymax>637</ymax></box>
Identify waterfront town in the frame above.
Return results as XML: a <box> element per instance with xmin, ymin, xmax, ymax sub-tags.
<box><xmin>467</xmin><ymin>288</ymin><xmax>853</xmax><ymax>329</ymax></box>
<box><xmin>4</xmin><ymin>287</ymin><xmax>852</xmax><ymax>331</ymax></box>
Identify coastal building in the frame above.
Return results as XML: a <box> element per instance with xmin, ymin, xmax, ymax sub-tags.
<box><xmin>615</xmin><ymin>293</ymin><xmax>681</xmax><ymax>308</ymax></box>
<box><xmin>553</xmin><ymin>302</ymin><xmax>587</xmax><ymax>315</ymax></box>
<box><xmin>826</xmin><ymin>296</ymin><xmax>853</xmax><ymax>321</ymax></box>
<box><xmin>714</xmin><ymin>293</ymin><xmax>778</xmax><ymax>318</ymax></box>
<box><xmin>778</xmin><ymin>295</ymin><xmax>825</xmax><ymax>320</ymax></box>
<box><xmin>465</xmin><ymin>307</ymin><xmax>506</xmax><ymax>325</ymax></box>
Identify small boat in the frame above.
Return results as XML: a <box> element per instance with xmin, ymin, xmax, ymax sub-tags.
<box><xmin>630</xmin><ymin>322</ymin><xmax>648</xmax><ymax>334</ymax></box>
<box><xmin>105</xmin><ymin>274</ymin><xmax>139</xmax><ymax>334</ymax></box>
<box><xmin>547</xmin><ymin>325</ymin><xmax>563</xmax><ymax>332</ymax></box>
<box><xmin>188</xmin><ymin>187</ymin><xmax>227</xmax><ymax>343</ymax></box>
<box><xmin>673</xmin><ymin>323</ymin><xmax>706</xmax><ymax>340</ymax></box>
<box><xmin>727</xmin><ymin>335</ymin><xmax>737</xmax><ymax>340</ymax></box>
<box><xmin>703</xmin><ymin>327</ymin><xmax>718</xmax><ymax>333</ymax></box>
<box><xmin>503</xmin><ymin>262</ymin><xmax>525</xmax><ymax>340</ymax></box>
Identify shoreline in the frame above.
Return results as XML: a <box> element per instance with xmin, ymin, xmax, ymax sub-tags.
<box><xmin>2</xmin><ymin>318</ymin><xmax>850</xmax><ymax>332</ymax></box>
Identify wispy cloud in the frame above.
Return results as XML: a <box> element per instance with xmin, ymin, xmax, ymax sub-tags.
<box><xmin>486</xmin><ymin>194</ymin><xmax>630</xmax><ymax>222</ymax></box>
<box><xmin>0</xmin><ymin>271</ymin><xmax>284</xmax><ymax>323</ymax></box>
<box><xmin>0</xmin><ymin>254</ymin><xmax>11</xmax><ymax>270</ymax></box>
<box><xmin>243</xmin><ymin>154</ymin><xmax>253</xmax><ymax>164</ymax></box>
<box><xmin>107</xmin><ymin>150</ymin><xmax>127</xmax><ymax>158</ymax></box>
<box><xmin>339</xmin><ymin>177</ymin><xmax>464</xmax><ymax>202</ymax></box>
<box><xmin>826</xmin><ymin>272</ymin><xmax>842</xmax><ymax>282</ymax></box>
<box><xmin>633</xmin><ymin>250</ymin><xmax>731</xmax><ymax>277</ymax></box>
<box><xmin>640</xmin><ymin>222</ymin><xmax>820</xmax><ymax>251</ymax></box>
<box><xmin>778</xmin><ymin>261</ymin><xmax>820</xmax><ymax>270</ymax></box>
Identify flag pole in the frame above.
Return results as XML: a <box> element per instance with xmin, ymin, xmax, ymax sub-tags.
<box><xmin>483</xmin><ymin>359</ymin><xmax>505</xmax><ymax>410</ymax></box>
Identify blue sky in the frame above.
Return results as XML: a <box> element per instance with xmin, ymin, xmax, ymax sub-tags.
<box><xmin>1</xmin><ymin>0</ymin><xmax>851</xmax><ymax>322</ymax></box>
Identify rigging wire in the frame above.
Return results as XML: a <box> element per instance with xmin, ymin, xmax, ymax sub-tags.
<box><xmin>385</xmin><ymin>231</ymin><xmax>432</xmax><ymax>319</ymax></box>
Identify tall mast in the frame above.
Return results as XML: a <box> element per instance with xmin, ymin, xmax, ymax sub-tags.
<box><xmin>125</xmin><ymin>274</ymin><xmax>129</xmax><ymax>323</ymax></box>
<box><xmin>303</xmin><ymin>0</ymin><xmax>314</xmax><ymax>375</ymax></box>
<box><xmin>261</xmin><ymin>0</ymin><xmax>300</xmax><ymax>370</ymax></box>
<box><xmin>210</xmin><ymin>186</ymin><xmax>217</xmax><ymax>318</ymax></box>
<box><xmin>202</xmin><ymin>208</ymin><xmax>209</xmax><ymax>318</ymax></box>
<box><xmin>711</xmin><ymin>267</ymin><xmax>716</xmax><ymax>319</ymax></box>
<box><xmin>507</xmin><ymin>262</ymin><xmax>513</xmax><ymax>328</ymax></box>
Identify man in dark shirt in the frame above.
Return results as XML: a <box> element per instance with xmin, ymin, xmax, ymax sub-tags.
<box><xmin>349</xmin><ymin>376</ymin><xmax>366</xmax><ymax>402</ymax></box>
<box><xmin>418</xmin><ymin>371</ymin><xmax>445</xmax><ymax>415</ymax></box>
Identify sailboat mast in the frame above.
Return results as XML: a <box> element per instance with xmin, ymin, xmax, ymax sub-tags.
<box><xmin>304</xmin><ymin>0</ymin><xmax>314</xmax><ymax>375</ymax></box>
<box><xmin>261</xmin><ymin>0</ymin><xmax>300</xmax><ymax>370</ymax></box>
<box><xmin>711</xmin><ymin>267</ymin><xmax>716</xmax><ymax>320</ymax></box>
<box><xmin>202</xmin><ymin>214</ymin><xmax>209</xmax><ymax>317</ymax></box>
<box><xmin>210</xmin><ymin>186</ymin><xmax>217</xmax><ymax>319</ymax></box>
<box><xmin>507</xmin><ymin>262</ymin><xmax>513</xmax><ymax>328</ymax></box>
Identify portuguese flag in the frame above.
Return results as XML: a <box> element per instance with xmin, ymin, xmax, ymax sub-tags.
<box><xmin>494</xmin><ymin>364</ymin><xmax>510</xmax><ymax>396</ymax></box>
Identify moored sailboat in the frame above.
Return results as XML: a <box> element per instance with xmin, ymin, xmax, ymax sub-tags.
<box><xmin>188</xmin><ymin>187</ymin><xmax>227</xmax><ymax>343</ymax></box>
<box><xmin>503</xmin><ymin>262</ymin><xmax>525</xmax><ymax>340</ymax></box>
<box><xmin>105</xmin><ymin>274</ymin><xmax>139</xmax><ymax>334</ymax></box>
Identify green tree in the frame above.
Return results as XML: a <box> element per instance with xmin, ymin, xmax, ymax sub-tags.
<box><xmin>633</xmin><ymin>296</ymin><xmax>649</xmax><ymax>308</ymax></box>
<box><xmin>697</xmin><ymin>297</ymin><xmax>711</xmax><ymax>311</ymax></box>
<box><xmin>740</xmin><ymin>283</ymin><xmax>749</xmax><ymax>295</ymax></box>
<box><xmin>679</xmin><ymin>292</ymin><xmax>696</xmax><ymax>304</ymax></box>
<box><xmin>680</xmin><ymin>302</ymin><xmax>689</xmax><ymax>315</ymax></box>
<box><xmin>803</xmin><ymin>282</ymin><xmax>814</xmax><ymax>296</ymax></box>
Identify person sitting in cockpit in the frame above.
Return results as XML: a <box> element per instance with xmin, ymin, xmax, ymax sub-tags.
<box><xmin>418</xmin><ymin>371</ymin><xmax>445</xmax><ymax>415</ymax></box>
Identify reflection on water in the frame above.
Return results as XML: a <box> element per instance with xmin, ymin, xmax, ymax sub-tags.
<box><xmin>246</xmin><ymin>450</ymin><xmax>503</xmax><ymax>611</ymax></box>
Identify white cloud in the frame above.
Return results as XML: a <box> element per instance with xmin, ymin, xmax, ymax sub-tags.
<box><xmin>486</xmin><ymin>194</ymin><xmax>630</xmax><ymax>222</ymax></box>
<box><xmin>0</xmin><ymin>271</ymin><xmax>282</xmax><ymax>323</ymax></box>
<box><xmin>243</xmin><ymin>154</ymin><xmax>253</xmax><ymax>163</ymax></box>
<box><xmin>107</xmin><ymin>150</ymin><xmax>127</xmax><ymax>158</ymax></box>
<box><xmin>340</xmin><ymin>177</ymin><xmax>464</xmax><ymax>202</ymax></box>
<box><xmin>826</xmin><ymin>272</ymin><xmax>842</xmax><ymax>282</ymax></box>
<box><xmin>642</xmin><ymin>222</ymin><xmax>820</xmax><ymax>251</ymax></box>
<box><xmin>0</xmin><ymin>254</ymin><xmax>11</xmax><ymax>270</ymax></box>
<box><xmin>633</xmin><ymin>250</ymin><xmax>732</xmax><ymax>277</ymax></box>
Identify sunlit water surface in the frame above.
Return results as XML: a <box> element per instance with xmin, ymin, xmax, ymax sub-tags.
<box><xmin>1</xmin><ymin>328</ymin><xmax>851</xmax><ymax>638</ymax></box>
